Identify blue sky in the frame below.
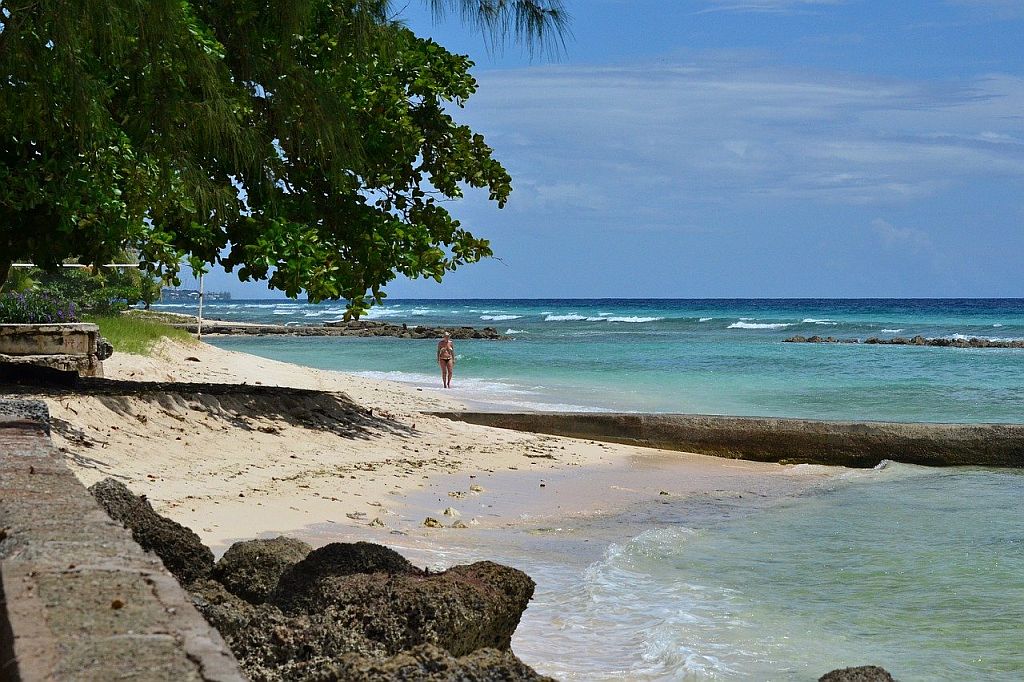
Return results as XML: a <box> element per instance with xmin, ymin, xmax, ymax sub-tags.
<box><xmin>200</xmin><ymin>0</ymin><xmax>1024</xmax><ymax>299</ymax></box>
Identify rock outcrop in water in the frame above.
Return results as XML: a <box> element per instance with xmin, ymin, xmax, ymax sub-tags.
<box><xmin>819</xmin><ymin>665</ymin><xmax>896</xmax><ymax>681</ymax></box>
<box><xmin>175</xmin><ymin>319</ymin><xmax>509</xmax><ymax>340</ymax></box>
<box><xmin>785</xmin><ymin>334</ymin><xmax>1024</xmax><ymax>348</ymax></box>
<box><xmin>89</xmin><ymin>478</ymin><xmax>549</xmax><ymax>681</ymax></box>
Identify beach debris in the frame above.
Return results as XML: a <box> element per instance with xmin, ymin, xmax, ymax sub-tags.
<box><xmin>469</xmin><ymin>484</ymin><xmax>484</xmax><ymax>493</ymax></box>
<box><xmin>442</xmin><ymin>507</ymin><xmax>460</xmax><ymax>518</ymax></box>
<box><xmin>257</xmin><ymin>425</ymin><xmax>279</xmax><ymax>434</ymax></box>
<box><xmin>111</xmin><ymin>598</ymin><xmax>125</xmax><ymax>610</ymax></box>
<box><xmin>423</xmin><ymin>517</ymin><xmax>443</xmax><ymax>528</ymax></box>
<box><xmin>345</xmin><ymin>512</ymin><xmax>367</xmax><ymax>520</ymax></box>
<box><xmin>450</xmin><ymin>521</ymin><xmax>468</xmax><ymax>529</ymax></box>
<box><xmin>659</xmin><ymin>490</ymin><xmax>670</xmax><ymax>496</ymax></box>
<box><xmin>368</xmin><ymin>517</ymin><xmax>385</xmax><ymax>527</ymax></box>
<box><xmin>448</xmin><ymin>490</ymin><xmax>466</xmax><ymax>499</ymax></box>
<box><xmin>539</xmin><ymin>483</ymin><xmax>546</xmax><ymax>488</ymax></box>
<box><xmin>185</xmin><ymin>356</ymin><xmax>201</xmax><ymax>362</ymax></box>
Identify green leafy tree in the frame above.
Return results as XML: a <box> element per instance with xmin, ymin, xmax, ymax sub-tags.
<box><xmin>0</xmin><ymin>0</ymin><xmax>567</xmax><ymax>316</ymax></box>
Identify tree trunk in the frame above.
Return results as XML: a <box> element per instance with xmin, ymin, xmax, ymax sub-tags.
<box><xmin>0</xmin><ymin>261</ymin><xmax>11</xmax><ymax>293</ymax></box>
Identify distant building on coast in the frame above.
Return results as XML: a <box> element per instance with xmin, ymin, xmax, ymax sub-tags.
<box><xmin>160</xmin><ymin>288</ymin><xmax>232</xmax><ymax>303</ymax></box>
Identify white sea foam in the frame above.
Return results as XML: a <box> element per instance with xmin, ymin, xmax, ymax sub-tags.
<box><xmin>505</xmin><ymin>329</ymin><xmax>526</xmax><ymax>334</ymax></box>
<box><xmin>349</xmin><ymin>371</ymin><xmax>612</xmax><ymax>412</ymax></box>
<box><xmin>946</xmin><ymin>333</ymin><xmax>1024</xmax><ymax>343</ymax></box>
<box><xmin>881</xmin><ymin>329</ymin><xmax>903</xmax><ymax>333</ymax></box>
<box><xmin>480</xmin><ymin>315</ymin><xmax>522</xmax><ymax>321</ymax></box>
<box><xmin>604</xmin><ymin>316</ymin><xmax>663</xmax><ymax>323</ymax></box>
<box><xmin>727</xmin><ymin>321</ymin><xmax>794</xmax><ymax>330</ymax></box>
<box><xmin>994</xmin><ymin>323</ymin><xmax>1004</xmax><ymax>328</ymax></box>
<box><xmin>802</xmin><ymin>318</ymin><xmax>838</xmax><ymax>325</ymax></box>
<box><xmin>545</xmin><ymin>314</ymin><xmax>588</xmax><ymax>321</ymax></box>
<box><xmin>544</xmin><ymin>313</ymin><xmax>662</xmax><ymax>323</ymax></box>
<box><xmin>363</xmin><ymin>306</ymin><xmax>435</xmax><ymax>319</ymax></box>
<box><xmin>699</xmin><ymin>317</ymin><xmax>713</xmax><ymax>322</ymax></box>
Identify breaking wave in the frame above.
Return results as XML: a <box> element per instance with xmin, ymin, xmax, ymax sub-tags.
<box><xmin>728</xmin><ymin>321</ymin><xmax>794</xmax><ymax>330</ymax></box>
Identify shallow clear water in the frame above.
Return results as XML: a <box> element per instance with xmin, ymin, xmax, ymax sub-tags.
<box><xmin>528</xmin><ymin>464</ymin><xmax>1024</xmax><ymax>680</ymax></box>
<box><xmin>177</xmin><ymin>297</ymin><xmax>1024</xmax><ymax>422</ymax></box>
<box><xmin>388</xmin><ymin>464</ymin><xmax>1024</xmax><ymax>681</ymax></box>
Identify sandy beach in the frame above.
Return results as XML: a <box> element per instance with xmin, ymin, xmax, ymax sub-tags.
<box><xmin>28</xmin><ymin>338</ymin><xmax>838</xmax><ymax>553</ymax></box>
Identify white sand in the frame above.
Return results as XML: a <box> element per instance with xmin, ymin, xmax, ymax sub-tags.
<box><xmin>42</xmin><ymin>338</ymin><xmax>836</xmax><ymax>550</ymax></box>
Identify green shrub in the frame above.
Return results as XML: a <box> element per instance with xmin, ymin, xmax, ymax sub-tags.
<box><xmin>87</xmin><ymin>315</ymin><xmax>194</xmax><ymax>355</ymax></box>
<box><xmin>0</xmin><ymin>292</ymin><xmax>79</xmax><ymax>324</ymax></box>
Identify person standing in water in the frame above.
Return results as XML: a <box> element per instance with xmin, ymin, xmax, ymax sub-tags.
<box><xmin>437</xmin><ymin>332</ymin><xmax>455</xmax><ymax>388</ymax></box>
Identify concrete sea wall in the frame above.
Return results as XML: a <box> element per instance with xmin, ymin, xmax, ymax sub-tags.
<box><xmin>0</xmin><ymin>400</ymin><xmax>244</xmax><ymax>681</ymax></box>
<box><xmin>436</xmin><ymin>412</ymin><xmax>1024</xmax><ymax>468</ymax></box>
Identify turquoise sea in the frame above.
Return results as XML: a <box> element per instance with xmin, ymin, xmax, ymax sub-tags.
<box><xmin>157</xmin><ymin>298</ymin><xmax>1024</xmax><ymax>680</ymax></box>
<box><xmin>167</xmin><ymin>297</ymin><xmax>1024</xmax><ymax>422</ymax></box>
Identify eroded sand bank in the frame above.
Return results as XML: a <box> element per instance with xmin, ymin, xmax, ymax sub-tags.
<box><xmin>27</xmin><ymin>338</ymin><xmax>837</xmax><ymax>550</ymax></box>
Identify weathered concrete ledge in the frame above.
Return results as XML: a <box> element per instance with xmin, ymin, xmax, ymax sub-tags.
<box><xmin>0</xmin><ymin>323</ymin><xmax>112</xmax><ymax>379</ymax></box>
<box><xmin>434</xmin><ymin>412</ymin><xmax>1024</xmax><ymax>468</ymax></box>
<box><xmin>0</xmin><ymin>400</ymin><xmax>244</xmax><ymax>681</ymax></box>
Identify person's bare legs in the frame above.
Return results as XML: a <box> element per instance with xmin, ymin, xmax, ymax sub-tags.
<box><xmin>438</xmin><ymin>360</ymin><xmax>448</xmax><ymax>388</ymax></box>
<box><xmin>443</xmin><ymin>360</ymin><xmax>454</xmax><ymax>388</ymax></box>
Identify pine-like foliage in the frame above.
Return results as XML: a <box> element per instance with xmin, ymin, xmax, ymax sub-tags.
<box><xmin>0</xmin><ymin>0</ymin><xmax>567</xmax><ymax>315</ymax></box>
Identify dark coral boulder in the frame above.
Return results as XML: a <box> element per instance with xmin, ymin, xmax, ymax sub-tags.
<box><xmin>271</xmin><ymin>541</ymin><xmax>421</xmax><ymax>611</ymax></box>
<box><xmin>819</xmin><ymin>665</ymin><xmax>897</xmax><ymax>682</ymax></box>
<box><xmin>270</xmin><ymin>557</ymin><xmax>536</xmax><ymax>658</ymax></box>
<box><xmin>214</xmin><ymin>536</ymin><xmax>312</xmax><ymax>604</ymax></box>
<box><xmin>312</xmin><ymin>644</ymin><xmax>556</xmax><ymax>681</ymax></box>
<box><xmin>88</xmin><ymin>477</ymin><xmax>214</xmax><ymax>584</ymax></box>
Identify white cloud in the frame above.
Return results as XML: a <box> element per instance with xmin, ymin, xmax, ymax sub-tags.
<box><xmin>696</xmin><ymin>0</ymin><xmax>844</xmax><ymax>14</ymax></box>
<box><xmin>459</xmin><ymin>59</ymin><xmax>1024</xmax><ymax>222</ymax></box>
<box><xmin>870</xmin><ymin>218</ymin><xmax>934</xmax><ymax>254</ymax></box>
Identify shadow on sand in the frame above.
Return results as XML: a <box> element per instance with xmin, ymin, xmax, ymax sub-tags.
<box><xmin>1</xmin><ymin>377</ymin><xmax>416</xmax><ymax>444</ymax></box>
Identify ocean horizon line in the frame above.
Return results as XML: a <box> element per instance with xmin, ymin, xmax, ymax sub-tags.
<box><xmin>196</xmin><ymin>295</ymin><xmax>1024</xmax><ymax>302</ymax></box>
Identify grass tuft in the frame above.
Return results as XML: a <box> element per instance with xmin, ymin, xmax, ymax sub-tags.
<box><xmin>87</xmin><ymin>314</ymin><xmax>196</xmax><ymax>356</ymax></box>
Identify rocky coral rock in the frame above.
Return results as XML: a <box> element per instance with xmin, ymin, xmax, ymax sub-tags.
<box><xmin>271</xmin><ymin>542</ymin><xmax>420</xmax><ymax>611</ymax></box>
<box><xmin>194</xmin><ymin>548</ymin><xmax>539</xmax><ymax>681</ymax></box>
<box><xmin>214</xmin><ymin>536</ymin><xmax>312</xmax><ymax>604</ymax></box>
<box><xmin>819</xmin><ymin>665</ymin><xmax>896</xmax><ymax>682</ymax></box>
<box><xmin>310</xmin><ymin>644</ymin><xmax>555</xmax><ymax>681</ymax></box>
<box><xmin>89</xmin><ymin>477</ymin><xmax>213</xmax><ymax>584</ymax></box>
<box><xmin>269</xmin><ymin>558</ymin><xmax>534</xmax><ymax>658</ymax></box>
<box><xmin>190</xmin><ymin>578</ymin><xmax>384</xmax><ymax>680</ymax></box>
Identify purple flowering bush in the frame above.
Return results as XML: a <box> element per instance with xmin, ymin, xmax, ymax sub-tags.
<box><xmin>0</xmin><ymin>292</ymin><xmax>79</xmax><ymax>324</ymax></box>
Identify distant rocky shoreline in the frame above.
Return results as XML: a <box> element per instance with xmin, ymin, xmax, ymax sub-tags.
<box><xmin>173</xmin><ymin>319</ymin><xmax>510</xmax><ymax>340</ymax></box>
<box><xmin>785</xmin><ymin>334</ymin><xmax>1024</xmax><ymax>349</ymax></box>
